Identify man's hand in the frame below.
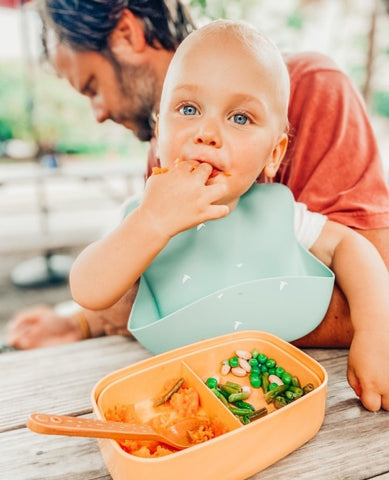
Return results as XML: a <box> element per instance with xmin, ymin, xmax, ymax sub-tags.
<box><xmin>6</xmin><ymin>305</ymin><xmax>85</xmax><ymax>349</ymax></box>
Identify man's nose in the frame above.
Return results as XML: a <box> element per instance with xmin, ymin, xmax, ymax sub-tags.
<box><xmin>194</xmin><ymin>120</ymin><xmax>222</xmax><ymax>147</ymax></box>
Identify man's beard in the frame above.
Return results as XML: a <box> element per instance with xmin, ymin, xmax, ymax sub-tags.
<box><xmin>113</xmin><ymin>61</ymin><xmax>158</xmax><ymax>142</ymax></box>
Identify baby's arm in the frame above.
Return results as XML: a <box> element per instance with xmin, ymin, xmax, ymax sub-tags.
<box><xmin>310</xmin><ymin>220</ymin><xmax>389</xmax><ymax>411</ymax></box>
<box><xmin>70</xmin><ymin>161</ymin><xmax>229</xmax><ymax>310</ymax></box>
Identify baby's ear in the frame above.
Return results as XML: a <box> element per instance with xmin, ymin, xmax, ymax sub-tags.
<box><xmin>264</xmin><ymin>133</ymin><xmax>288</xmax><ymax>178</ymax></box>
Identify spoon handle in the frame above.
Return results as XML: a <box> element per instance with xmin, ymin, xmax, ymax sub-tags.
<box><xmin>27</xmin><ymin>413</ymin><xmax>161</xmax><ymax>441</ymax></box>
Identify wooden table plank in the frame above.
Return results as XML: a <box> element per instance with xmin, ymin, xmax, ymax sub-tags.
<box><xmin>1</xmin><ymin>336</ymin><xmax>150</xmax><ymax>431</ymax></box>
<box><xmin>1</xmin><ymin>336</ymin><xmax>388</xmax><ymax>480</ymax></box>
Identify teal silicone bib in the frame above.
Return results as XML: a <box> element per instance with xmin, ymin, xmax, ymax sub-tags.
<box><xmin>128</xmin><ymin>183</ymin><xmax>334</xmax><ymax>354</ymax></box>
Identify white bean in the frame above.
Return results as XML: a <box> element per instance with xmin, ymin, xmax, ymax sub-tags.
<box><xmin>268</xmin><ymin>374</ymin><xmax>283</xmax><ymax>386</ymax></box>
<box><xmin>238</xmin><ymin>358</ymin><xmax>252</xmax><ymax>373</ymax></box>
<box><xmin>235</xmin><ymin>349</ymin><xmax>251</xmax><ymax>360</ymax></box>
<box><xmin>231</xmin><ymin>367</ymin><xmax>247</xmax><ymax>377</ymax></box>
<box><xmin>221</xmin><ymin>364</ymin><xmax>231</xmax><ymax>376</ymax></box>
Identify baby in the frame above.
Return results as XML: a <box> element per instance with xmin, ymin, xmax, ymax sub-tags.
<box><xmin>70</xmin><ymin>20</ymin><xmax>389</xmax><ymax>412</ymax></box>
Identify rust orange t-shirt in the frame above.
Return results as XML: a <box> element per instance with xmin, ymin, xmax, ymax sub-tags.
<box><xmin>147</xmin><ymin>52</ymin><xmax>389</xmax><ymax>230</ymax></box>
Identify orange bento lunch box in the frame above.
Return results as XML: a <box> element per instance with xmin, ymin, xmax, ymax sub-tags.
<box><xmin>92</xmin><ymin>330</ymin><xmax>327</xmax><ymax>480</ymax></box>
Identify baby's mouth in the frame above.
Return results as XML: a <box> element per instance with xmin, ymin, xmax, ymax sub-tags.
<box><xmin>210</xmin><ymin>168</ymin><xmax>231</xmax><ymax>178</ymax></box>
<box><xmin>210</xmin><ymin>167</ymin><xmax>221</xmax><ymax>178</ymax></box>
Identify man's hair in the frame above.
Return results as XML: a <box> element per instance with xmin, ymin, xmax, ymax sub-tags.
<box><xmin>39</xmin><ymin>0</ymin><xmax>196</xmax><ymax>53</ymax></box>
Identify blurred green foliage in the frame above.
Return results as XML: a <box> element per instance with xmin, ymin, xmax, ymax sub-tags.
<box><xmin>373</xmin><ymin>91</ymin><xmax>389</xmax><ymax>117</ymax></box>
<box><xmin>0</xmin><ymin>61</ymin><xmax>139</xmax><ymax>155</ymax></box>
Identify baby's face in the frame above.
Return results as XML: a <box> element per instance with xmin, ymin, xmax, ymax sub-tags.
<box><xmin>157</xmin><ymin>28</ymin><xmax>288</xmax><ymax>209</ymax></box>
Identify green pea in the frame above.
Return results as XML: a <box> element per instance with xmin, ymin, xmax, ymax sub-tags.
<box><xmin>249</xmin><ymin>373</ymin><xmax>262</xmax><ymax>388</ymax></box>
<box><xmin>261</xmin><ymin>365</ymin><xmax>268</xmax><ymax>373</ymax></box>
<box><xmin>249</xmin><ymin>358</ymin><xmax>259</xmax><ymax>367</ymax></box>
<box><xmin>257</xmin><ymin>353</ymin><xmax>267</xmax><ymax>364</ymax></box>
<box><xmin>250</xmin><ymin>365</ymin><xmax>260</xmax><ymax>375</ymax></box>
<box><xmin>275</xmin><ymin>366</ymin><xmax>285</xmax><ymax>377</ymax></box>
<box><xmin>205</xmin><ymin>377</ymin><xmax>218</xmax><ymax>389</ymax></box>
<box><xmin>268</xmin><ymin>382</ymin><xmax>279</xmax><ymax>391</ymax></box>
<box><xmin>281</xmin><ymin>372</ymin><xmax>292</xmax><ymax>385</ymax></box>
<box><xmin>268</xmin><ymin>368</ymin><xmax>276</xmax><ymax>375</ymax></box>
<box><xmin>265</xmin><ymin>358</ymin><xmax>276</xmax><ymax>369</ymax></box>
<box><xmin>251</xmin><ymin>348</ymin><xmax>259</xmax><ymax>358</ymax></box>
<box><xmin>229</xmin><ymin>356</ymin><xmax>239</xmax><ymax>367</ymax></box>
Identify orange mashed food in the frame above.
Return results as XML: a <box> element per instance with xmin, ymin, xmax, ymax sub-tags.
<box><xmin>151</xmin><ymin>166</ymin><xmax>169</xmax><ymax>175</ymax></box>
<box><xmin>105</xmin><ymin>380</ymin><xmax>226</xmax><ymax>458</ymax></box>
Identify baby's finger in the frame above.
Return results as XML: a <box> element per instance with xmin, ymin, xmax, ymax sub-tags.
<box><xmin>205</xmin><ymin>183</ymin><xmax>229</xmax><ymax>204</ymax></box>
<box><xmin>359</xmin><ymin>389</ymin><xmax>381</xmax><ymax>412</ymax></box>
<box><xmin>205</xmin><ymin>204</ymin><xmax>230</xmax><ymax>221</ymax></box>
<box><xmin>382</xmin><ymin>393</ymin><xmax>389</xmax><ymax>411</ymax></box>
<box><xmin>190</xmin><ymin>161</ymin><xmax>213</xmax><ymax>179</ymax></box>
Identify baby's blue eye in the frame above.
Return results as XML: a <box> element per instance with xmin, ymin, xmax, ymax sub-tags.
<box><xmin>180</xmin><ymin>105</ymin><xmax>198</xmax><ymax>115</ymax></box>
<box><xmin>232</xmin><ymin>113</ymin><xmax>248</xmax><ymax>125</ymax></box>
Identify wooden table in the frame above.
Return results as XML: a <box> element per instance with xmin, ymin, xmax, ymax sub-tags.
<box><xmin>1</xmin><ymin>336</ymin><xmax>388</xmax><ymax>479</ymax></box>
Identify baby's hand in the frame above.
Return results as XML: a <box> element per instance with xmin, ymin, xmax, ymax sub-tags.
<box><xmin>140</xmin><ymin>160</ymin><xmax>229</xmax><ymax>239</ymax></box>
<box><xmin>347</xmin><ymin>329</ymin><xmax>389</xmax><ymax>411</ymax></box>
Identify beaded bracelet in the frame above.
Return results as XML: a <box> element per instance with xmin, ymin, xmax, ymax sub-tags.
<box><xmin>75</xmin><ymin>311</ymin><xmax>91</xmax><ymax>340</ymax></box>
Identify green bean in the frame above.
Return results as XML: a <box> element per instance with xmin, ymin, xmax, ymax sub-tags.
<box><xmin>219</xmin><ymin>383</ymin><xmax>241</xmax><ymax>395</ymax></box>
<box><xmin>291</xmin><ymin>375</ymin><xmax>301</xmax><ymax>387</ymax></box>
<box><xmin>274</xmin><ymin>396</ymin><xmax>288</xmax><ymax>409</ymax></box>
<box><xmin>285</xmin><ymin>390</ymin><xmax>295</xmax><ymax>402</ymax></box>
<box><xmin>154</xmin><ymin>377</ymin><xmax>184</xmax><ymax>406</ymax></box>
<box><xmin>211</xmin><ymin>388</ymin><xmax>230</xmax><ymax>407</ymax></box>
<box><xmin>261</xmin><ymin>372</ymin><xmax>269</xmax><ymax>392</ymax></box>
<box><xmin>226</xmin><ymin>381</ymin><xmax>243</xmax><ymax>391</ymax></box>
<box><xmin>248</xmin><ymin>407</ymin><xmax>268</xmax><ymax>420</ymax></box>
<box><xmin>229</xmin><ymin>406</ymin><xmax>254</xmax><ymax>416</ymax></box>
<box><xmin>303</xmin><ymin>383</ymin><xmax>314</xmax><ymax>394</ymax></box>
<box><xmin>287</xmin><ymin>386</ymin><xmax>303</xmax><ymax>400</ymax></box>
<box><xmin>241</xmin><ymin>415</ymin><xmax>251</xmax><ymax>425</ymax></box>
<box><xmin>234</xmin><ymin>400</ymin><xmax>255</xmax><ymax>411</ymax></box>
<box><xmin>264</xmin><ymin>384</ymin><xmax>288</xmax><ymax>403</ymax></box>
<box><xmin>228</xmin><ymin>392</ymin><xmax>249</xmax><ymax>403</ymax></box>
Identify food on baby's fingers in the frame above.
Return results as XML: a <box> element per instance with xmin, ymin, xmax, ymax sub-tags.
<box><xmin>105</xmin><ymin>377</ymin><xmax>226</xmax><ymax>457</ymax></box>
<box><xmin>152</xmin><ymin>166</ymin><xmax>169</xmax><ymax>175</ymax></box>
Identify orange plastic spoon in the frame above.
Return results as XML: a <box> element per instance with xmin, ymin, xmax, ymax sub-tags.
<box><xmin>27</xmin><ymin>413</ymin><xmax>200</xmax><ymax>450</ymax></box>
